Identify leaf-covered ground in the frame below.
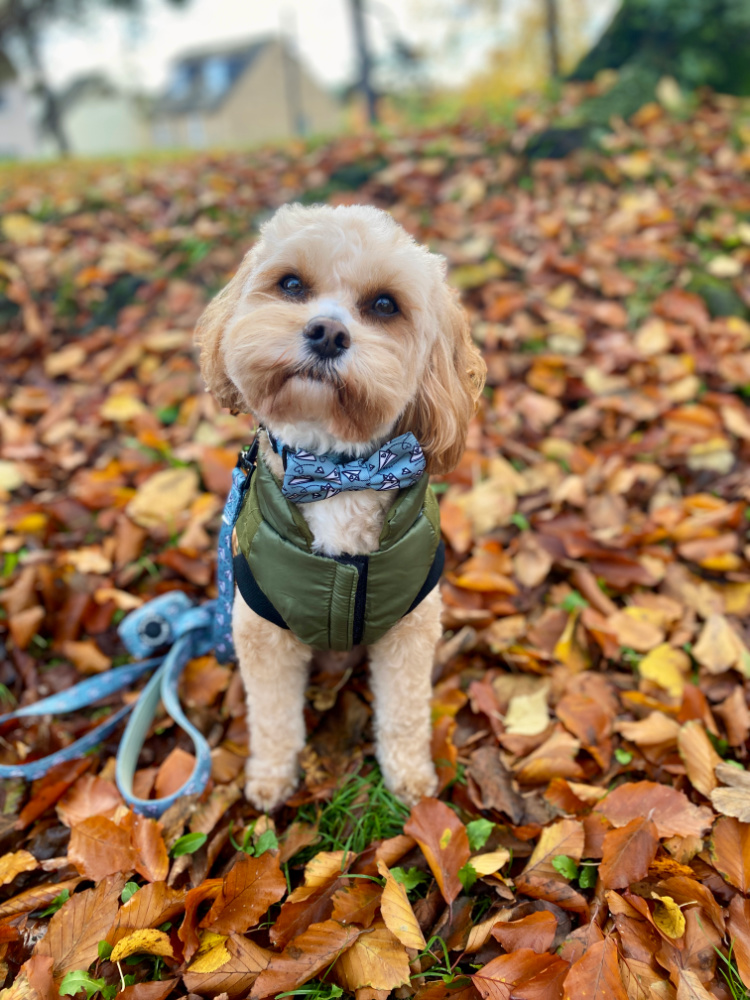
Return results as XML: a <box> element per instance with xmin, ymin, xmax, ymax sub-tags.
<box><xmin>2</xmin><ymin>82</ymin><xmax>750</xmax><ymax>1000</ymax></box>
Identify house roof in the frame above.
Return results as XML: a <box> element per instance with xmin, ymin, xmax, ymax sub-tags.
<box><xmin>153</xmin><ymin>37</ymin><xmax>272</xmax><ymax>117</ymax></box>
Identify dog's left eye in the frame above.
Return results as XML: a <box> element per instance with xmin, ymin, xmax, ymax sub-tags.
<box><xmin>280</xmin><ymin>274</ymin><xmax>305</xmax><ymax>297</ymax></box>
<box><xmin>371</xmin><ymin>295</ymin><xmax>398</xmax><ymax>316</ymax></box>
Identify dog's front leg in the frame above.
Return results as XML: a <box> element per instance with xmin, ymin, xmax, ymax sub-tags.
<box><xmin>233</xmin><ymin>595</ymin><xmax>311</xmax><ymax>812</ymax></box>
<box><xmin>368</xmin><ymin>587</ymin><xmax>441</xmax><ymax>805</ymax></box>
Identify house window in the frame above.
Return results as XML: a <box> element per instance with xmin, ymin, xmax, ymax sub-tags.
<box><xmin>153</xmin><ymin>121</ymin><xmax>173</xmax><ymax>147</ymax></box>
<box><xmin>203</xmin><ymin>57</ymin><xmax>231</xmax><ymax>99</ymax></box>
<box><xmin>169</xmin><ymin>64</ymin><xmax>193</xmax><ymax>100</ymax></box>
<box><xmin>186</xmin><ymin>114</ymin><xmax>206</xmax><ymax>148</ymax></box>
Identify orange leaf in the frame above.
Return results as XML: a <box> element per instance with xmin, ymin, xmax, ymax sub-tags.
<box><xmin>333</xmin><ymin>920</ymin><xmax>410</xmax><ymax>992</ymax></box>
<box><xmin>473</xmin><ymin>949</ymin><xmax>569</xmax><ymax>1000</ymax></box>
<box><xmin>251</xmin><ymin>919</ymin><xmax>360</xmax><ymax>999</ymax></box>
<box><xmin>710</xmin><ymin>816</ymin><xmax>750</xmax><ymax>893</ymax></box>
<box><xmin>562</xmin><ymin>937</ymin><xmax>627</xmax><ymax>1000</ymax></box>
<box><xmin>34</xmin><ymin>873</ymin><xmax>125</xmax><ymax>980</ymax></box>
<box><xmin>67</xmin><ymin>815</ymin><xmax>137</xmax><ymax>880</ymax></box>
<box><xmin>56</xmin><ymin>774</ymin><xmax>123</xmax><ymax>827</ymax></box>
<box><xmin>0</xmin><ymin>850</ymin><xmax>37</xmax><ymax>887</ymax></box>
<box><xmin>599</xmin><ymin>817</ymin><xmax>659</xmax><ymax>890</ymax></box>
<box><xmin>595</xmin><ymin>781</ymin><xmax>713</xmax><ymax>839</ymax></box>
<box><xmin>108</xmin><ymin>881</ymin><xmax>186</xmax><ymax>946</ymax></box>
<box><xmin>202</xmin><ymin>852</ymin><xmax>288</xmax><ymax>934</ymax></box>
<box><xmin>491</xmin><ymin>911</ymin><xmax>557</xmax><ymax>954</ymax></box>
<box><xmin>182</xmin><ymin>931</ymin><xmax>270</xmax><ymax>998</ymax></box>
<box><xmin>403</xmin><ymin>797</ymin><xmax>470</xmax><ymax>905</ymax></box>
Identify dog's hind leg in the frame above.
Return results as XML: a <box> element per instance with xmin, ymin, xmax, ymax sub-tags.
<box><xmin>368</xmin><ymin>586</ymin><xmax>441</xmax><ymax>806</ymax></box>
<box><xmin>233</xmin><ymin>594</ymin><xmax>311</xmax><ymax>812</ymax></box>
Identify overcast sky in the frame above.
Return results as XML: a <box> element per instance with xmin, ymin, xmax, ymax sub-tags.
<box><xmin>38</xmin><ymin>0</ymin><xmax>616</xmax><ymax>95</ymax></box>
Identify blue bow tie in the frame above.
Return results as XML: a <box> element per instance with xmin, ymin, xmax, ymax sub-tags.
<box><xmin>269</xmin><ymin>431</ymin><xmax>426</xmax><ymax>503</ymax></box>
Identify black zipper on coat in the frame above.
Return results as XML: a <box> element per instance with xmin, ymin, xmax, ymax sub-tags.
<box><xmin>334</xmin><ymin>554</ymin><xmax>369</xmax><ymax>646</ymax></box>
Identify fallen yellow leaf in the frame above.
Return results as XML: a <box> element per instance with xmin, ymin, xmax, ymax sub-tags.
<box><xmin>377</xmin><ymin>860</ymin><xmax>425</xmax><ymax>950</ymax></box>
<box><xmin>110</xmin><ymin>929</ymin><xmax>175</xmax><ymax>963</ymax></box>
<box><xmin>651</xmin><ymin>894</ymin><xmax>686</xmax><ymax>939</ymax></box>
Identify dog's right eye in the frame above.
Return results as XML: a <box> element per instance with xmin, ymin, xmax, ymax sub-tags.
<box><xmin>279</xmin><ymin>275</ymin><xmax>305</xmax><ymax>297</ymax></box>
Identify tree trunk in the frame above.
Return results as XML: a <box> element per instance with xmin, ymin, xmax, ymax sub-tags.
<box><xmin>349</xmin><ymin>0</ymin><xmax>378</xmax><ymax>125</ymax></box>
<box><xmin>19</xmin><ymin>18</ymin><xmax>70</xmax><ymax>157</ymax></box>
<box><xmin>543</xmin><ymin>0</ymin><xmax>561</xmax><ymax>78</ymax></box>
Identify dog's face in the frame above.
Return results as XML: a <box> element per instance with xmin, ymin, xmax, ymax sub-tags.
<box><xmin>195</xmin><ymin>204</ymin><xmax>485</xmax><ymax>472</ymax></box>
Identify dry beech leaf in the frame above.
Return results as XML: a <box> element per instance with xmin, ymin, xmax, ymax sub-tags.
<box><xmin>110</xmin><ymin>929</ymin><xmax>175</xmax><ymax>963</ymax></box>
<box><xmin>67</xmin><ymin>815</ymin><xmax>136</xmax><ymax>880</ymax></box>
<box><xmin>333</xmin><ymin>921</ymin><xmax>411</xmax><ymax>992</ymax></box>
<box><xmin>677</xmin><ymin>721</ymin><xmax>722</xmax><ymax>798</ymax></box>
<box><xmin>638</xmin><ymin>643</ymin><xmax>689</xmax><ymax>698</ymax></box>
<box><xmin>595</xmin><ymin>781</ymin><xmax>713</xmax><ymax>839</ymax></box>
<box><xmin>251</xmin><ymin>919</ymin><xmax>360</xmax><ymax>999</ymax></box>
<box><xmin>376</xmin><ymin>859</ymin><xmax>425</xmax><ymax>950</ymax></box>
<box><xmin>182</xmin><ymin>931</ymin><xmax>270</xmax><ymax>998</ymax></box>
<box><xmin>107</xmin><ymin>882</ymin><xmax>186</xmax><ymax>946</ymax></box>
<box><xmin>202</xmin><ymin>851</ymin><xmax>287</xmax><ymax>934</ymax></box>
<box><xmin>692</xmin><ymin>613</ymin><xmax>747</xmax><ymax>674</ymax></box>
<box><xmin>504</xmin><ymin>684</ymin><xmax>550</xmax><ymax>736</ymax></box>
<box><xmin>34</xmin><ymin>873</ymin><xmax>125</xmax><ymax>980</ymax></box>
<box><xmin>0</xmin><ymin>851</ymin><xmax>37</xmax><ymax>887</ymax></box>
<box><xmin>599</xmin><ymin>817</ymin><xmax>659</xmax><ymax>890</ymax></box>
<box><xmin>650</xmin><ymin>894</ymin><xmax>686</xmax><ymax>939</ymax></box>
<box><xmin>188</xmin><ymin>932</ymin><xmax>230</xmax><ymax>973</ymax></box>
<box><xmin>331</xmin><ymin>881</ymin><xmax>382</xmax><ymax>929</ymax></box>
<box><xmin>473</xmin><ymin>949</ymin><xmax>569</xmax><ymax>1000</ymax></box>
<box><xmin>470</xmin><ymin>849</ymin><xmax>511</xmax><ymax>876</ymax></box>
<box><xmin>304</xmin><ymin>851</ymin><xmax>354</xmax><ymax>888</ymax></box>
<box><xmin>403</xmin><ymin>797</ymin><xmax>470</xmax><ymax>905</ymax></box>
<box><xmin>562</xmin><ymin>936</ymin><xmax>627</xmax><ymax>1000</ymax></box>
<box><xmin>710</xmin><ymin>815</ymin><xmax>750</xmax><ymax>892</ymax></box>
<box><xmin>675</xmin><ymin>969</ymin><xmax>716</xmax><ymax>999</ymax></box>
<box><xmin>491</xmin><ymin>911</ymin><xmax>557</xmax><ymax>954</ymax></box>
<box><xmin>711</xmin><ymin>763</ymin><xmax>750</xmax><ymax>821</ymax></box>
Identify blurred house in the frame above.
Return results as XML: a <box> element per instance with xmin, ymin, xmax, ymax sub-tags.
<box><xmin>0</xmin><ymin>52</ymin><xmax>38</xmax><ymax>159</ymax></box>
<box><xmin>151</xmin><ymin>37</ymin><xmax>341</xmax><ymax>149</ymax></box>
<box><xmin>57</xmin><ymin>75</ymin><xmax>149</xmax><ymax>157</ymax></box>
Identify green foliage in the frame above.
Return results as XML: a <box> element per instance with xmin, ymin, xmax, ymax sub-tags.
<box><xmin>36</xmin><ymin>888</ymin><xmax>70</xmax><ymax>917</ymax></box>
<box><xmin>510</xmin><ymin>513</ymin><xmax>530</xmax><ymax>532</ymax></box>
<box><xmin>295</xmin><ymin>766</ymin><xmax>409</xmax><ymax>859</ymax></box>
<box><xmin>120</xmin><ymin>882</ymin><xmax>139</xmax><ymax>904</ymax></box>
<box><xmin>391</xmin><ymin>867</ymin><xmax>429</xmax><ymax>893</ymax></box>
<box><xmin>559</xmin><ymin>591</ymin><xmax>589</xmax><ymax>613</ymax></box>
<box><xmin>276</xmin><ymin>986</ymin><xmax>343</xmax><ymax>1000</ymax></box>
<box><xmin>578</xmin><ymin>863</ymin><xmax>599</xmax><ymax>890</ymax></box>
<box><xmin>171</xmin><ymin>832</ymin><xmax>207</xmax><ymax>857</ymax></box>
<box><xmin>59</xmin><ymin>971</ymin><xmax>107</xmax><ymax>1000</ymax></box>
<box><xmin>466</xmin><ymin>819</ymin><xmax>495</xmax><ymax>852</ymax></box>
<box><xmin>97</xmin><ymin>941</ymin><xmax>113</xmax><ymax>961</ymax></box>
<box><xmin>552</xmin><ymin>855</ymin><xmax>579</xmax><ymax>880</ymax></box>
<box><xmin>614</xmin><ymin>748</ymin><xmax>634</xmax><ymax>766</ymax></box>
<box><xmin>231</xmin><ymin>820</ymin><xmax>280</xmax><ymax>857</ymax></box>
<box><xmin>458</xmin><ymin>862</ymin><xmax>478</xmax><ymax>892</ymax></box>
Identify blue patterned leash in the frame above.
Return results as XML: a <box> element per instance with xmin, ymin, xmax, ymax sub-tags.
<box><xmin>0</xmin><ymin>442</ymin><xmax>257</xmax><ymax>817</ymax></box>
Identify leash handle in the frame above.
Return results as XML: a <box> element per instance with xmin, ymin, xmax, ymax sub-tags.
<box><xmin>0</xmin><ymin>658</ymin><xmax>162</xmax><ymax>781</ymax></box>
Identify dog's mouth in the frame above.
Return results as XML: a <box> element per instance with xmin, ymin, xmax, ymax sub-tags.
<box><xmin>291</xmin><ymin>358</ymin><xmax>345</xmax><ymax>387</ymax></box>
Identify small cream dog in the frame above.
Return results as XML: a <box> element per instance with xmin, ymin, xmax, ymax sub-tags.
<box><xmin>195</xmin><ymin>203</ymin><xmax>485</xmax><ymax>811</ymax></box>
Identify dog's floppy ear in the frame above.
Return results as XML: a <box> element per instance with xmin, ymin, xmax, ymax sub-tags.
<box><xmin>194</xmin><ymin>256</ymin><xmax>251</xmax><ymax>412</ymax></box>
<box><xmin>399</xmin><ymin>286</ymin><xmax>486</xmax><ymax>475</ymax></box>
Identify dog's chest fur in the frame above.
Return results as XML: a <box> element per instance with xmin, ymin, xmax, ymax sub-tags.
<box><xmin>263</xmin><ymin>444</ymin><xmax>396</xmax><ymax>558</ymax></box>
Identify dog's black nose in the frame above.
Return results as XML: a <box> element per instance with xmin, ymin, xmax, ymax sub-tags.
<box><xmin>303</xmin><ymin>317</ymin><xmax>351</xmax><ymax>359</ymax></box>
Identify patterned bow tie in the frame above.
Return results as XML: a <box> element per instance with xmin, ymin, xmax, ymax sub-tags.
<box><xmin>269</xmin><ymin>431</ymin><xmax>426</xmax><ymax>503</ymax></box>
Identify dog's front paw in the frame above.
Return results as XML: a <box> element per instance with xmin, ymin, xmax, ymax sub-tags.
<box><xmin>245</xmin><ymin>761</ymin><xmax>299</xmax><ymax>812</ymax></box>
<box><xmin>383</xmin><ymin>760</ymin><xmax>438</xmax><ymax>807</ymax></box>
